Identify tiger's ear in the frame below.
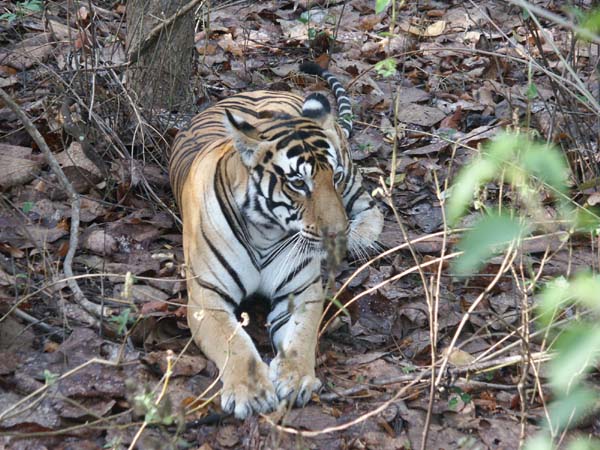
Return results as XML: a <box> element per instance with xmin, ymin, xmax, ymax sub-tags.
<box><xmin>224</xmin><ymin>109</ymin><xmax>262</xmax><ymax>167</ymax></box>
<box><xmin>302</xmin><ymin>93</ymin><xmax>335</xmax><ymax>131</ymax></box>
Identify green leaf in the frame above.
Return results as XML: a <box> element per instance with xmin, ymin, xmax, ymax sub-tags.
<box><xmin>22</xmin><ymin>0</ymin><xmax>43</xmax><ymax>12</ymax></box>
<box><xmin>581</xmin><ymin>9</ymin><xmax>600</xmax><ymax>35</ymax></box>
<box><xmin>111</xmin><ymin>308</ymin><xmax>132</xmax><ymax>335</ymax></box>
<box><xmin>568</xmin><ymin>438</ymin><xmax>600</xmax><ymax>450</ymax></box>
<box><xmin>538</xmin><ymin>276</ymin><xmax>571</xmax><ymax>325</ymax></box>
<box><xmin>520</xmin><ymin>143</ymin><xmax>568</xmax><ymax>193</ymax></box>
<box><xmin>574</xmin><ymin>207</ymin><xmax>600</xmax><ymax>232</ymax></box>
<box><xmin>570</xmin><ymin>273</ymin><xmax>600</xmax><ymax>309</ymax></box>
<box><xmin>545</xmin><ymin>387</ymin><xmax>598</xmax><ymax>430</ymax></box>
<box><xmin>459</xmin><ymin>391</ymin><xmax>472</xmax><ymax>404</ymax></box>
<box><xmin>0</xmin><ymin>12</ymin><xmax>17</xmax><ymax>22</ymax></box>
<box><xmin>550</xmin><ymin>325</ymin><xmax>600</xmax><ymax>395</ymax></box>
<box><xmin>448</xmin><ymin>396</ymin><xmax>458</xmax><ymax>410</ymax></box>
<box><xmin>44</xmin><ymin>369</ymin><xmax>58</xmax><ymax>385</ymax></box>
<box><xmin>298</xmin><ymin>11</ymin><xmax>310</xmax><ymax>24</ymax></box>
<box><xmin>375</xmin><ymin>0</ymin><xmax>391</xmax><ymax>14</ymax></box>
<box><xmin>22</xmin><ymin>201</ymin><xmax>34</xmax><ymax>213</ymax></box>
<box><xmin>526</xmin><ymin>82</ymin><xmax>539</xmax><ymax>99</ymax></box>
<box><xmin>539</xmin><ymin>273</ymin><xmax>600</xmax><ymax>326</ymax></box>
<box><xmin>524</xmin><ymin>433</ymin><xmax>553</xmax><ymax>450</ymax></box>
<box><xmin>483</xmin><ymin>133</ymin><xmax>521</xmax><ymax>163</ymax></box>
<box><xmin>374</xmin><ymin>58</ymin><xmax>397</xmax><ymax>78</ymax></box>
<box><xmin>446</xmin><ymin>158</ymin><xmax>497</xmax><ymax>226</ymax></box>
<box><xmin>453</xmin><ymin>213</ymin><xmax>528</xmax><ymax>276</ymax></box>
<box><xmin>402</xmin><ymin>364</ymin><xmax>415</xmax><ymax>374</ymax></box>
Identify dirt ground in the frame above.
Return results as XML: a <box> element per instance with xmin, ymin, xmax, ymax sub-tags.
<box><xmin>1</xmin><ymin>0</ymin><xmax>599</xmax><ymax>449</ymax></box>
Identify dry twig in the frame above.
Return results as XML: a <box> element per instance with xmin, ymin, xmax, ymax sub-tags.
<box><xmin>0</xmin><ymin>88</ymin><xmax>103</xmax><ymax>325</ymax></box>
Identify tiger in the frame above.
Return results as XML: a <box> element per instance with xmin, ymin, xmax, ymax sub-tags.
<box><xmin>169</xmin><ymin>62</ymin><xmax>383</xmax><ymax>419</ymax></box>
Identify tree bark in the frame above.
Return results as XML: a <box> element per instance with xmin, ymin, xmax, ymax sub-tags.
<box><xmin>126</xmin><ymin>0</ymin><xmax>195</xmax><ymax>115</ymax></box>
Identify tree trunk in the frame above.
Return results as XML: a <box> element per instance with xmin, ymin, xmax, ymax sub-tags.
<box><xmin>126</xmin><ymin>0</ymin><xmax>195</xmax><ymax>115</ymax></box>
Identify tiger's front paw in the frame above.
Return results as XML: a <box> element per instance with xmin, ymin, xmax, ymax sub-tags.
<box><xmin>221</xmin><ymin>359</ymin><xmax>279</xmax><ymax>419</ymax></box>
<box><xmin>269</xmin><ymin>356</ymin><xmax>322</xmax><ymax>407</ymax></box>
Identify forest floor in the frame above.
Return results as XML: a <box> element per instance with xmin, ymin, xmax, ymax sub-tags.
<box><xmin>1</xmin><ymin>0</ymin><xmax>599</xmax><ymax>449</ymax></box>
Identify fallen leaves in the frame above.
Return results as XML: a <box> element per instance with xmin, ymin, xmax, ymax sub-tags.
<box><xmin>1</xmin><ymin>0</ymin><xmax>598</xmax><ymax>448</ymax></box>
<box><xmin>0</xmin><ymin>144</ymin><xmax>41</xmax><ymax>189</ymax></box>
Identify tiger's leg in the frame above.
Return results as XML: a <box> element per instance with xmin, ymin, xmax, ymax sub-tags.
<box><xmin>267</xmin><ymin>278</ymin><xmax>324</xmax><ymax>406</ymax></box>
<box><xmin>187</xmin><ymin>283</ymin><xmax>278</xmax><ymax>419</ymax></box>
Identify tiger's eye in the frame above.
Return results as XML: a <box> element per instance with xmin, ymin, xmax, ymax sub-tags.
<box><xmin>290</xmin><ymin>179</ymin><xmax>306</xmax><ymax>189</ymax></box>
<box><xmin>334</xmin><ymin>171</ymin><xmax>344</xmax><ymax>184</ymax></box>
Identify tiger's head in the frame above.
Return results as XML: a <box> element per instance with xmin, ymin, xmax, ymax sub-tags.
<box><xmin>224</xmin><ymin>93</ymin><xmax>352</xmax><ymax>255</ymax></box>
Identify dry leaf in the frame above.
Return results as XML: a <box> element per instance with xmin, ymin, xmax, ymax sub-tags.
<box><xmin>395</xmin><ymin>103</ymin><xmax>446</xmax><ymax>126</ymax></box>
<box><xmin>587</xmin><ymin>192</ymin><xmax>600</xmax><ymax>206</ymax></box>
<box><xmin>55</xmin><ymin>142</ymin><xmax>104</xmax><ymax>177</ymax></box>
<box><xmin>82</xmin><ymin>229</ymin><xmax>118</xmax><ymax>255</ymax></box>
<box><xmin>425</xmin><ymin>20</ymin><xmax>446</xmax><ymax>36</ymax></box>
<box><xmin>402</xmin><ymin>20</ymin><xmax>446</xmax><ymax>37</ymax></box>
<box><xmin>113</xmin><ymin>283</ymin><xmax>169</xmax><ymax>303</ymax></box>
<box><xmin>0</xmin><ymin>144</ymin><xmax>42</xmax><ymax>189</ymax></box>
<box><xmin>0</xmin><ymin>267</ymin><xmax>15</xmax><ymax>286</ymax></box>
<box><xmin>445</xmin><ymin>347</ymin><xmax>475</xmax><ymax>366</ymax></box>
<box><xmin>439</xmin><ymin>105</ymin><xmax>463</xmax><ymax>129</ymax></box>
<box><xmin>0</xmin><ymin>33</ymin><xmax>53</xmax><ymax>70</ymax></box>
<box><xmin>216</xmin><ymin>425</ymin><xmax>240</xmax><ymax>447</ymax></box>
<box><xmin>142</xmin><ymin>351</ymin><xmax>207</xmax><ymax>377</ymax></box>
<box><xmin>78</xmin><ymin>6</ymin><xmax>89</xmax><ymax>22</ymax></box>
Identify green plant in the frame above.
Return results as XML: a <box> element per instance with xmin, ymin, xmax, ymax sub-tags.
<box><xmin>43</xmin><ymin>369</ymin><xmax>58</xmax><ymax>385</ymax></box>
<box><xmin>579</xmin><ymin>7</ymin><xmax>600</xmax><ymax>41</ymax></box>
<box><xmin>448</xmin><ymin>133</ymin><xmax>600</xmax><ymax>449</ymax></box>
<box><xmin>374</xmin><ymin>57</ymin><xmax>397</xmax><ymax>78</ymax></box>
<box><xmin>110</xmin><ymin>308</ymin><xmax>134</xmax><ymax>335</ymax></box>
<box><xmin>375</xmin><ymin>0</ymin><xmax>391</xmax><ymax>14</ymax></box>
<box><xmin>133</xmin><ymin>387</ymin><xmax>175</xmax><ymax>426</ymax></box>
<box><xmin>446</xmin><ymin>133</ymin><xmax>569</xmax><ymax>275</ymax></box>
<box><xmin>0</xmin><ymin>0</ymin><xmax>43</xmax><ymax>23</ymax></box>
<box><xmin>21</xmin><ymin>201</ymin><xmax>34</xmax><ymax>214</ymax></box>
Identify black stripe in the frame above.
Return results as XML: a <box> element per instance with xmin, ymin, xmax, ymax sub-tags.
<box><xmin>274</xmin><ymin>258</ymin><xmax>315</xmax><ymax>294</ymax></box>
<box><xmin>201</xmin><ymin>229</ymin><xmax>247</xmax><ymax>298</ymax></box>
<box><xmin>271</xmin><ymin>275</ymin><xmax>321</xmax><ymax>307</ymax></box>
<box><xmin>214</xmin><ymin>158</ymin><xmax>259</xmax><ymax>269</ymax></box>
<box><xmin>269</xmin><ymin>313</ymin><xmax>291</xmax><ymax>342</ymax></box>
<box><xmin>191</xmin><ymin>276</ymin><xmax>238</xmax><ymax>308</ymax></box>
<box><xmin>260</xmin><ymin>234</ymin><xmax>298</xmax><ymax>268</ymax></box>
<box><xmin>344</xmin><ymin>186</ymin><xmax>364</xmax><ymax>215</ymax></box>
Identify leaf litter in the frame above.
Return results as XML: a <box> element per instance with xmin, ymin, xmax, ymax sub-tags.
<box><xmin>0</xmin><ymin>0</ymin><xmax>599</xmax><ymax>448</ymax></box>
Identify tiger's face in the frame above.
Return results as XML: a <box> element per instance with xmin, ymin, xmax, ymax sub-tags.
<box><xmin>225</xmin><ymin>94</ymin><xmax>350</xmax><ymax>252</ymax></box>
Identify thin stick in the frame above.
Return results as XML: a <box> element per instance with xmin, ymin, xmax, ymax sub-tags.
<box><xmin>435</xmin><ymin>246</ymin><xmax>519</xmax><ymax>386</ymax></box>
<box><xmin>320</xmin><ymin>351</ymin><xmax>551</xmax><ymax>401</ymax></box>
<box><xmin>0</xmin><ymin>88</ymin><xmax>103</xmax><ymax>324</ymax></box>
<box><xmin>264</xmin><ymin>372</ymin><xmax>427</xmax><ymax>437</ymax></box>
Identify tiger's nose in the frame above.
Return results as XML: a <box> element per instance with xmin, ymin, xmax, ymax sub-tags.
<box><xmin>320</xmin><ymin>223</ymin><xmax>346</xmax><ymax>239</ymax></box>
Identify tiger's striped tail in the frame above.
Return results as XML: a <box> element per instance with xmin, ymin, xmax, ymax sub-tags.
<box><xmin>299</xmin><ymin>62</ymin><xmax>353</xmax><ymax>138</ymax></box>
